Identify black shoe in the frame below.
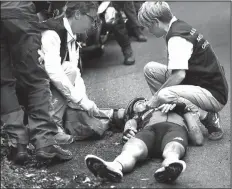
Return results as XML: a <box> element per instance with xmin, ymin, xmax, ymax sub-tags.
<box><xmin>201</xmin><ymin>112</ymin><xmax>224</xmax><ymax>140</ymax></box>
<box><xmin>124</xmin><ymin>55</ymin><xmax>135</xmax><ymax>65</ymax></box>
<box><xmin>133</xmin><ymin>28</ymin><xmax>147</xmax><ymax>42</ymax></box>
<box><xmin>85</xmin><ymin>154</ymin><xmax>123</xmax><ymax>182</ymax></box>
<box><xmin>36</xmin><ymin>145</ymin><xmax>73</xmax><ymax>161</ymax></box>
<box><xmin>123</xmin><ymin>47</ymin><xmax>135</xmax><ymax>65</ymax></box>
<box><xmin>8</xmin><ymin>144</ymin><xmax>29</xmax><ymax>165</ymax></box>
<box><xmin>154</xmin><ymin>160</ymin><xmax>186</xmax><ymax>183</ymax></box>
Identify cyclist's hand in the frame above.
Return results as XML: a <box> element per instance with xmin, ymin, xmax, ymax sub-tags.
<box><xmin>157</xmin><ymin>103</ymin><xmax>176</xmax><ymax>113</ymax></box>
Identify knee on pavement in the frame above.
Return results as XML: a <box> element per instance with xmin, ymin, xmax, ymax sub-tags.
<box><xmin>143</xmin><ymin>61</ymin><xmax>161</xmax><ymax>77</ymax></box>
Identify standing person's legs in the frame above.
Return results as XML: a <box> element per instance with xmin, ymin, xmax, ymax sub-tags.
<box><xmin>18</xmin><ymin>36</ymin><xmax>58</xmax><ymax>150</ymax></box>
<box><xmin>4</xmin><ymin>19</ymin><xmax>72</xmax><ymax>160</ymax></box>
<box><xmin>111</xmin><ymin>2</ymin><xmax>135</xmax><ymax>65</ymax></box>
<box><xmin>1</xmin><ymin>32</ymin><xmax>29</xmax><ymax>164</ymax></box>
<box><xmin>123</xmin><ymin>1</ymin><xmax>147</xmax><ymax>42</ymax></box>
<box><xmin>133</xmin><ymin>1</ymin><xmax>144</xmax><ymax>14</ymax></box>
<box><xmin>123</xmin><ymin>1</ymin><xmax>139</xmax><ymax>29</ymax></box>
<box><xmin>133</xmin><ymin>1</ymin><xmax>145</xmax><ymax>30</ymax></box>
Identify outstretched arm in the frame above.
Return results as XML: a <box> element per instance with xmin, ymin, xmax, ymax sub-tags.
<box><xmin>40</xmin><ymin>30</ymin><xmax>86</xmax><ymax>104</ymax></box>
<box><xmin>40</xmin><ymin>30</ymin><xmax>99</xmax><ymax>116</ymax></box>
<box><xmin>146</xmin><ymin>36</ymin><xmax>193</xmax><ymax>108</ymax></box>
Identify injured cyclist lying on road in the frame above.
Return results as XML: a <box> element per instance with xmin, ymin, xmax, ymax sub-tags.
<box><xmin>84</xmin><ymin>97</ymin><xmax>206</xmax><ymax>184</ymax></box>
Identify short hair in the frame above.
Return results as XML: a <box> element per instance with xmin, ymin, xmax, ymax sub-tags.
<box><xmin>65</xmin><ymin>1</ymin><xmax>98</xmax><ymax>18</ymax></box>
<box><xmin>138</xmin><ymin>1</ymin><xmax>173</xmax><ymax>28</ymax></box>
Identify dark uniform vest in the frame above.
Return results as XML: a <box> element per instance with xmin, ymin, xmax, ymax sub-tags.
<box><xmin>166</xmin><ymin>20</ymin><xmax>228</xmax><ymax>105</ymax></box>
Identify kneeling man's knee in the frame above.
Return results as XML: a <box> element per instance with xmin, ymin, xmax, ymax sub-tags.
<box><xmin>144</xmin><ymin>61</ymin><xmax>158</xmax><ymax>75</ymax></box>
<box><xmin>157</xmin><ymin>88</ymin><xmax>172</xmax><ymax>103</ymax></box>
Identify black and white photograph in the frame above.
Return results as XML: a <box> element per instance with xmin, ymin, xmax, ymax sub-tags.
<box><xmin>0</xmin><ymin>1</ymin><xmax>231</xmax><ymax>188</ymax></box>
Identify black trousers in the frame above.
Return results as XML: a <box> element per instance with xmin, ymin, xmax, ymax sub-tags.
<box><xmin>111</xmin><ymin>1</ymin><xmax>132</xmax><ymax>52</ymax></box>
<box><xmin>111</xmin><ymin>1</ymin><xmax>143</xmax><ymax>45</ymax></box>
<box><xmin>134</xmin><ymin>1</ymin><xmax>145</xmax><ymax>14</ymax></box>
<box><xmin>123</xmin><ymin>1</ymin><xmax>142</xmax><ymax>30</ymax></box>
<box><xmin>1</xmin><ymin>15</ymin><xmax>57</xmax><ymax>149</ymax></box>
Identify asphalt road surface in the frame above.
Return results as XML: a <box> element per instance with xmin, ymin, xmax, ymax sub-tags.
<box><xmin>48</xmin><ymin>2</ymin><xmax>231</xmax><ymax>188</ymax></box>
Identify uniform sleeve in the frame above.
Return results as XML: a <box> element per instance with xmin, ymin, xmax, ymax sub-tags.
<box><xmin>41</xmin><ymin>30</ymin><xmax>85</xmax><ymax>104</ymax></box>
<box><xmin>167</xmin><ymin>36</ymin><xmax>193</xmax><ymax>70</ymax></box>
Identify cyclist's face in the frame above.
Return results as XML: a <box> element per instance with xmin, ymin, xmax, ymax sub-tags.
<box><xmin>133</xmin><ymin>100</ymin><xmax>147</xmax><ymax>113</ymax></box>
